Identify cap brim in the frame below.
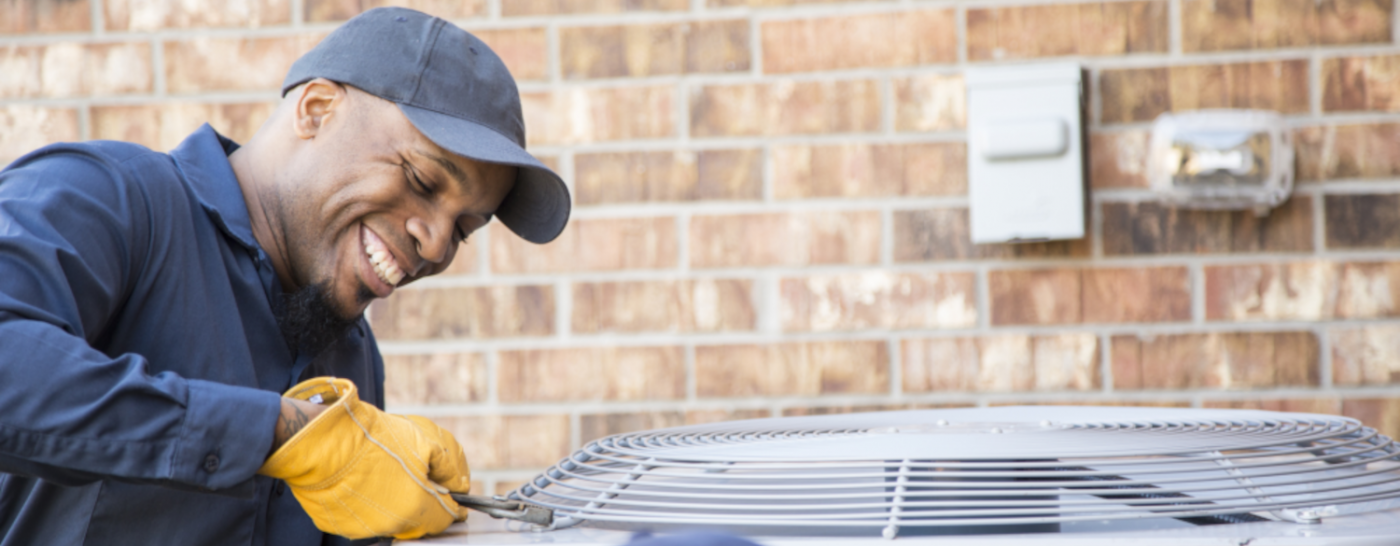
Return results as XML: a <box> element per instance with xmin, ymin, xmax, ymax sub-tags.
<box><xmin>398</xmin><ymin>103</ymin><xmax>571</xmax><ymax>244</ymax></box>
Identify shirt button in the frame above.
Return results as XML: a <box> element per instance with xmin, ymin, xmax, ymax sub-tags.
<box><xmin>275</xmin><ymin>481</ymin><xmax>286</xmax><ymax>496</ymax></box>
<box><xmin>203</xmin><ymin>454</ymin><xmax>220</xmax><ymax>473</ymax></box>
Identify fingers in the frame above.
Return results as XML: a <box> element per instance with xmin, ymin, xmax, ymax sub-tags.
<box><xmin>406</xmin><ymin>415</ymin><xmax>473</xmax><ymax>493</ymax></box>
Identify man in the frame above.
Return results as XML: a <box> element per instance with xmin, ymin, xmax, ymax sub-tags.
<box><xmin>0</xmin><ymin>7</ymin><xmax>568</xmax><ymax>545</ymax></box>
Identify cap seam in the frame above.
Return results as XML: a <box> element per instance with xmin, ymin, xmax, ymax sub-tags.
<box><xmin>407</xmin><ymin>17</ymin><xmax>446</xmax><ymax>105</ymax></box>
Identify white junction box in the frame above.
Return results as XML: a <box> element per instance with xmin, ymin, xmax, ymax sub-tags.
<box><xmin>966</xmin><ymin>63</ymin><xmax>1085</xmax><ymax>243</ymax></box>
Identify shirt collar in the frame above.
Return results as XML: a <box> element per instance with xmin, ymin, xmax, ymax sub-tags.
<box><xmin>169</xmin><ymin>124</ymin><xmax>260</xmax><ymax>250</ymax></box>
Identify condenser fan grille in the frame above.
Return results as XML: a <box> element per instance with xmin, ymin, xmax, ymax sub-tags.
<box><xmin>509</xmin><ymin>407</ymin><xmax>1400</xmax><ymax>537</ymax></box>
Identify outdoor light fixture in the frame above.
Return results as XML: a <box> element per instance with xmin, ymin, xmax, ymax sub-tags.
<box><xmin>1148</xmin><ymin>109</ymin><xmax>1294</xmax><ymax>216</ymax></box>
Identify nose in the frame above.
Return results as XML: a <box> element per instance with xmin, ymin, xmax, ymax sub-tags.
<box><xmin>405</xmin><ymin>215</ymin><xmax>452</xmax><ymax>269</ymax></box>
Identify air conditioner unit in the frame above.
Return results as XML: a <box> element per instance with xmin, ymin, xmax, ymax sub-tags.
<box><xmin>405</xmin><ymin>406</ymin><xmax>1400</xmax><ymax>545</ymax></box>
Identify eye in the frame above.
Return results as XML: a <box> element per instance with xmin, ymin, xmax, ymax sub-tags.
<box><xmin>454</xmin><ymin>224</ymin><xmax>469</xmax><ymax>243</ymax></box>
<box><xmin>405</xmin><ymin>165</ymin><xmax>432</xmax><ymax>195</ymax></box>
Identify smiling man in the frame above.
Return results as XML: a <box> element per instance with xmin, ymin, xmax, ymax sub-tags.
<box><xmin>0</xmin><ymin>7</ymin><xmax>566</xmax><ymax>546</ymax></box>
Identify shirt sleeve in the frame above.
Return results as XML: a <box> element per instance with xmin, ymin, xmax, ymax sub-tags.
<box><xmin>0</xmin><ymin>148</ymin><xmax>283</xmax><ymax>492</ymax></box>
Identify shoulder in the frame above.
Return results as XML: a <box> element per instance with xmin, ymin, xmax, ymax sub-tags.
<box><xmin>1</xmin><ymin>140</ymin><xmax>189</xmax><ymax>217</ymax></box>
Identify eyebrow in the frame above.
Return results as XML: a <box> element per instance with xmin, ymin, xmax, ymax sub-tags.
<box><xmin>420</xmin><ymin>150</ymin><xmax>468</xmax><ymax>192</ymax></box>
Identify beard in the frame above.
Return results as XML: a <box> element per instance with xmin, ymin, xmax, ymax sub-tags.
<box><xmin>275</xmin><ymin>280</ymin><xmax>368</xmax><ymax>357</ymax></box>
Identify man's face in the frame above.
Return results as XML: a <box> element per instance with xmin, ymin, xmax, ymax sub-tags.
<box><xmin>275</xmin><ymin>83</ymin><xmax>516</xmax><ymax>319</ymax></box>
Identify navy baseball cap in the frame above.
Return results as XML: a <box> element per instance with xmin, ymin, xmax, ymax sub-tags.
<box><xmin>282</xmin><ymin>6</ymin><xmax>569</xmax><ymax>244</ymax></box>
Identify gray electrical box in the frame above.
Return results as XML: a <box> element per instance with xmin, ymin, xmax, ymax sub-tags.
<box><xmin>966</xmin><ymin>63</ymin><xmax>1085</xmax><ymax>243</ymax></box>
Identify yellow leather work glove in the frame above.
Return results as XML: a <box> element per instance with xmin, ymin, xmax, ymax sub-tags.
<box><xmin>257</xmin><ymin>377</ymin><xmax>471</xmax><ymax>540</ymax></box>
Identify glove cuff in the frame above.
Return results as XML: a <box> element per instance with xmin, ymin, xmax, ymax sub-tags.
<box><xmin>257</xmin><ymin>377</ymin><xmax>372</xmax><ymax>483</ymax></box>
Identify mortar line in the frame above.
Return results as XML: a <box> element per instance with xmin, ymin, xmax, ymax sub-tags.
<box><xmin>1310</xmin><ymin>51</ymin><xmax>1323</xmax><ymax>116</ymax></box>
<box><xmin>486</xmin><ymin>349</ymin><xmax>499</xmax><ymax>405</ymax></box>
<box><xmin>291</xmin><ymin>0</ymin><xmax>304</xmax><ymax>26</ymax></box>
<box><xmin>975</xmin><ymin>265</ymin><xmax>991</xmax><ymax>331</ymax></box>
<box><xmin>488</xmin><ymin>0</ymin><xmax>501</xmax><ymax>20</ymax></box>
<box><xmin>955</xmin><ymin>3</ymin><xmax>967</xmax><ymax>66</ymax></box>
<box><xmin>555</xmin><ymin>280</ymin><xmax>571</xmax><ymax>340</ymax></box>
<box><xmin>91</xmin><ymin>0</ymin><xmax>104</xmax><ymax>35</ymax></box>
<box><xmin>888</xmin><ymin>337</ymin><xmax>903</xmax><ymax>398</ymax></box>
<box><xmin>749</xmin><ymin>15</ymin><xmax>762</xmax><ymax>76</ymax></box>
<box><xmin>1318</xmin><ymin>324</ymin><xmax>1334</xmax><ymax>389</ymax></box>
<box><xmin>1100</xmin><ymin>333</ymin><xmax>1113</xmax><ymax>393</ymax></box>
<box><xmin>676</xmin><ymin>213</ymin><xmax>690</xmax><ymax>271</ymax></box>
<box><xmin>569</xmin><ymin>411</ymin><xmax>582</xmax><ymax>451</ymax></box>
<box><xmin>151</xmin><ymin>38</ymin><xmax>166</xmax><ymax>97</ymax></box>
<box><xmin>684</xmin><ymin>344</ymin><xmax>697</xmax><ymax>402</ymax></box>
<box><xmin>880</xmin><ymin>208</ymin><xmax>895</xmax><ymax>266</ymax></box>
<box><xmin>1191</xmin><ymin>262</ymin><xmax>1205</xmax><ymax>324</ymax></box>
<box><xmin>77</xmin><ymin>103</ymin><xmax>92</xmax><ymax>141</ymax></box>
<box><xmin>1168</xmin><ymin>0</ymin><xmax>1182</xmax><ymax>57</ymax></box>
<box><xmin>547</xmin><ymin>22</ymin><xmax>560</xmax><ymax>85</ymax></box>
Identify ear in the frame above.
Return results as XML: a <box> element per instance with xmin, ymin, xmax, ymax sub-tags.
<box><xmin>291</xmin><ymin>78</ymin><xmax>345</xmax><ymax>140</ymax></box>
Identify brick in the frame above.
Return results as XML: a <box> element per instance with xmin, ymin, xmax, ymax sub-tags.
<box><xmin>1326</xmin><ymin>194</ymin><xmax>1400</xmax><ymax>249</ymax></box>
<box><xmin>521</xmin><ymin>86</ymin><xmax>674</xmax><ymax>145</ymax></box>
<box><xmin>781</xmin><ymin>403</ymin><xmax>962</xmax><ymax>417</ymax></box>
<box><xmin>761</xmin><ymin>10</ymin><xmax>955</xmax><ymax>73</ymax></box>
<box><xmin>1208</xmin><ymin>261</ymin><xmax>1400</xmax><ymax>321</ymax></box>
<box><xmin>580</xmin><ymin>411</ymin><xmax>685</xmax><ymax>443</ymax></box>
<box><xmin>1183</xmin><ymin>0</ymin><xmax>1391</xmax><ymax>52</ymax></box>
<box><xmin>504</xmin><ymin>0</ymin><xmax>686</xmax><ymax>16</ymax></box>
<box><xmin>0</xmin><ymin>106</ymin><xmax>79</xmax><ymax>166</ymax></box>
<box><xmin>1203</xmin><ymin>398</ymin><xmax>1343</xmax><ymax>414</ymax></box>
<box><xmin>1</xmin><ymin>0</ymin><xmax>91</xmax><ymax>33</ymax></box>
<box><xmin>695</xmin><ymin>341</ymin><xmax>888</xmax><ymax>398</ymax></box>
<box><xmin>893</xmin><ymin>208</ymin><xmax>1090</xmax><ymax>262</ymax></box>
<box><xmin>440</xmin><ymin>239</ymin><xmax>479</xmax><ymax>275</ymax></box>
<box><xmin>476</xmin><ymin>28</ymin><xmax>549</xmax><ymax>81</ymax></box>
<box><xmin>1296</xmin><ymin>124</ymin><xmax>1400</xmax><ymax>181</ymax></box>
<box><xmin>772</xmin><ymin>142</ymin><xmax>966</xmax><ymax>199</ymax></box>
<box><xmin>894</xmin><ymin>74</ymin><xmax>965</xmax><ymax>132</ymax></box>
<box><xmin>1111</xmin><ymin>332</ymin><xmax>1319</xmax><ymax>390</ymax></box>
<box><xmin>780</xmin><ymin>272</ymin><xmax>977</xmax><ymax>331</ymax></box>
<box><xmin>989</xmin><ymin>267</ymin><xmax>1190</xmax><ymax>325</ymax></box>
<box><xmin>968</xmin><ymin>1</ymin><xmax>1167</xmax><ymax>60</ymax></box>
<box><xmin>498</xmin><ymin>346</ymin><xmax>684</xmax><ymax>402</ymax></box>
<box><xmin>684</xmin><ymin>409</ymin><xmax>770</xmax><ymax>424</ymax></box>
<box><xmin>105</xmin><ymin>0</ymin><xmax>289</xmax><ymax>30</ymax></box>
<box><xmin>711</xmin><ymin>0</ymin><xmax>874</xmax><ymax>5</ymax></box>
<box><xmin>1101</xmin><ymin>60</ymin><xmax>1308</xmax><ymax>124</ymax></box>
<box><xmin>305</xmin><ymin>0</ymin><xmax>485</xmax><ymax>22</ymax></box>
<box><xmin>368</xmin><ymin>285</ymin><xmax>554</xmax><ymax>339</ymax></box>
<box><xmin>382</xmin><ymin>352</ymin><xmax>486</xmax><ymax>406</ymax></box>
<box><xmin>0</xmin><ymin>43</ymin><xmax>152</xmax><ymax>98</ymax></box>
<box><xmin>690</xmin><ymin>80</ymin><xmax>881</xmax><ymax>137</ymax></box>
<box><xmin>1082</xmin><ymin>267</ymin><xmax>1191</xmax><ymax>323</ymax></box>
<box><xmin>574</xmin><ymin>149</ymin><xmax>761</xmax><ymax>205</ymax></box>
<box><xmin>91</xmin><ymin>102</ymin><xmax>277</xmax><ymax>152</ymax></box>
<box><xmin>1089</xmin><ymin>130</ymin><xmax>1150</xmax><ymax>188</ymax></box>
<box><xmin>493</xmin><ymin>480</ymin><xmax>524</xmax><ymax>496</ymax></box>
<box><xmin>490</xmin><ymin>217</ymin><xmax>676</xmax><ymax>274</ymax></box>
<box><xmin>436</xmin><ymin>414</ymin><xmax>570</xmax><ymax>470</ymax></box>
<box><xmin>165</xmin><ymin>35</ymin><xmax>321</xmax><ymax>94</ymax></box>
<box><xmin>992</xmin><ymin>399</ymin><xmax>1191</xmax><ymax>408</ymax></box>
<box><xmin>1342</xmin><ymin>399</ymin><xmax>1400</xmax><ymax>439</ymax></box>
<box><xmin>1331</xmin><ymin>326</ymin><xmax>1400</xmax><ymax>386</ymax></box>
<box><xmin>689</xmin><ymin>211</ymin><xmax>881</xmax><ymax>268</ymax></box>
<box><xmin>1102</xmin><ymin>198</ymin><xmax>1314</xmax><ymax>255</ymax></box>
<box><xmin>573</xmin><ymin>279</ymin><xmax>755</xmax><ymax>333</ymax></box>
<box><xmin>1324</xmin><ymin>55</ymin><xmax>1400</xmax><ymax>112</ymax></box>
<box><xmin>561</xmin><ymin>20</ymin><xmax>748</xmax><ymax>79</ymax></box>
<box><xmin>903</xmin><ymin>334</ymin><xmax>1100</xmax><ymax>393</ymax></box>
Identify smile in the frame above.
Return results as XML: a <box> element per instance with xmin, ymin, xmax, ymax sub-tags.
<box><xmin>362</xmin><ymin>226</ymin><xmax>405</xmax><ymax>288</ymax></box>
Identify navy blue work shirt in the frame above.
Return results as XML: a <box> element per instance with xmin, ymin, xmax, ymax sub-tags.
<box><xmin>0</xmin><ymin>125</ymin><xmax>385</xmax><ymax>546</ymax></box>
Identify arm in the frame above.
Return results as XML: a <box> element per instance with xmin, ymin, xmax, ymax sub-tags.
<box><xmin>0</xmin><ymin>148</ymin><xmax>282</xmax><ymax>491</ymax></box>
<box><xmin>272</xmin><ymin>397</ymin><xmax>327</xmax><ymax>452</ymax></box>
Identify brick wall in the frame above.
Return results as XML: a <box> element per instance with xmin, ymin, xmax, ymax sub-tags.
<box><xmin>4</xmin><ymin>0</ymin><xmax>1400</xmax><ymax>494</ymax></box>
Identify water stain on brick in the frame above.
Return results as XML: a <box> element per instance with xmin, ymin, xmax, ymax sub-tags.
<box><xmin>580</xmin><ymin>411</ymin><xmax>686</xmax><ymax>443</ymax></box>
<box><xmin>1342</xmin><ymin>399</ymin><xmax>1400</xmax><ymax>439</ymax></box>
<box><xmin>1323</xmin><ymin>54</ymin><xmax>1400</xmax><ymax>112</ymax></box>
<box><xmin>573</xmin><ymin>279</ymin><xmax>755</xmax><ymax>333</ymax></box>
<box><xmin>561</xmin><ymin>20</ymin><xmax>748</xmax><ymax>79</ymax></box>
<box><xmin>689</xmin><ymin>80</ymin><xmax>882</xmax><ymax>137</ymax></box>
<box><xmin>383</xmin><ymin>352</ymin><xmax>486</xmax><ymax>406</ymax></box>
<box><xmin>1331</xmin><ymin>326</ymin><xmax>1400</xmax><ymax>386</ymax></box>
<box><xmin>0</xmin><ymin>106</ymin><xmax>79</xmax><ymax>165</ymax></box>
<box><xmin>1181</xmin><ymin>0</ymin><xmax>1391</xmax><ymax>52</ymax></box>
<box><xmin>761</xmin><ymin>9</ymin><xmax>955</xmax><ymax>73</ymax></box>
<box><xmin>491</xmin><ymin>217</ymin><xmax>678</xmax><ymax>273</ymax></box>
<box><xmin>575</xmin><ymin>150</ymin><xmax>761</xmax><ymax>205</ymax></box>
<box><xmin>894</xmin><ymin>74</ymin><xmax>966</xmax><ymax>132</ymax></box>
<box><xmin>689</xmin><ymin>211</ymin><xmax>881</xmax><ymax>268</ymax></box>
<box><xmin>504</xmin><ymin>0</ymin><xmax>687</xmax><ymax>16</ymax></box>
<box><xmin>1325</xmin><ymin>194</ymin><xmax>1400</xmax><ymax>249</ymax></box>
<box><xmin>902</xmin><ymin>334</ymin><xmax>1099</xmax><ymax>393</ymax></box>
<box><xmin>369</xmin><ymin>285</ymin><xmax>554</xmax><ymax>340</ymax></box>
<box><xmin>967</xmin><ymin>1</ymin><xmax>1167</xmax><ymax>61</ymax></box>
<box><xmin>475</xmin><ymin>28</ymin><xmax>549</xmax><ymax>81</ymax></box>
<box><xmin>1089</xmin><ymin>130</ymin><xmax>1150</xmax><ymax>188</ymax></box>
<box><xmin>1111</xmin><ymin>332</ymin><xmax>1319</xmax><ymax>390</ymax></box>
<box><xmin>1</xmin><ymin>42</ymin><xmax>153</xmax><ymax>98</ymax></box>
<box><xmin>107</xmin><ymin>0</ymin><xmax>290</xmax><ymax>30</ymax></box>
<box><xmin>91</xmin><ymin>102</ymin><xmax>276</xmax><ymax>151</ymax></box>
<box><xmin>1203</xmin><ymin>398</ymin><xmax>1342</xmax><ymax>413</ymax></box>
<box><xmin>1101</xmin><ymin>60</ymin><xmax>1308</xmax><ymax>123</ymax></box>
<box><xmin>1</xmin><ymin>0</ymin><xmax>91</xmax><ymax>33</ymax></box>
<box><xmin>1295</xmin><ymin>124</ymin><xmax>1400</xmax><ymax>181</ymax></box>
<box><xmin>521</xmin><ymin>86</ymin><xmax>675</xmax><ymax>145</ymax></box>
<box><xmin>1207</xmin><ymin>261</ymin><xmax>1400</xmax><ymax>321</ymax></box>
<box><xmin>772</xmin><ymin>142</ymin><xmax>966</xmax><ymax>199</ymax></box>
<box><xmin>436</xmin><ymin>414</ymin><xmax>571</xmax><ymax>470</ymax></box>
<box><xmin>695</xmin><ymin>341</ymin><xmax>889</xmax><ymax>397</ymax></box>
<box><xmin>894</xmin><ymin>208</ymin><xmax>1090</xmax><ymax>262</ymax></box>
<box><xmin>1102</xmin><ymin>198</ymin><xmax>1313</xmax><ymax>255</ymax></box>
<box><xmin>306</xmin><ymin>0</ymin><xmax>485</xmax><ymax>22</ymax></box>
<box><xmin>780</xmin><ymin>272</ymin><xmax>977</xmax><ymax>331</ymax></box>
<box><xmin>990</xmin><ymin>267</ymin><xmax>1191</xmax><ymax>325</ymax></box>
<box><xmin>498</xmin><ymin>347</ymin><xmax>685</xmax><ymax>402</ymax></box>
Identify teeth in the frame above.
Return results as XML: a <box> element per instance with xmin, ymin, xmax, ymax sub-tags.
<box><xmin>363</xmin><ymin>236</ymin><xmax>402</xmax><ymax>288</ymax></box>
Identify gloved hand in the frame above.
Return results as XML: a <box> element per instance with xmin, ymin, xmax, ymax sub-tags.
<box><xmin>257</xmin><ymin>377</ymin><xmax>471</xmax><ymax>540</ymax></box>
